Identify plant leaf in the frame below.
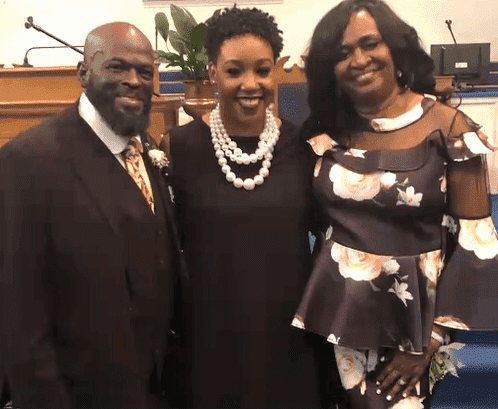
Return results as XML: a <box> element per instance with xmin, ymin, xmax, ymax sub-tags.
<box><xmin>156</xmin><ymin>50</ymin><xmax>182</xmax><ymax>64</ymax></box>
<box><xmin>194</xmin><ymin>61</ymin><xmax>208</xmax><ymax>79</ymax></box>
<box><xmin>189</xmin><ymin>23</ymin><xmax>206</xmax><ymax>52</ymax></box>
<box><xmin>154</xmin><ymin>6</ymin><xmax>208</xmax><ymax>80</ymax></box>
<box><xmin>169</xmin><ymin>30</ymin><xmax>186</xmax><ymax>55</ymax></box>
<box><xmin>170</xmin><ymin>4</ymin><xmax>197</xmax><ymax>41</ymax></box>
<box><xmin>195</xmin><ymin>50</ymin><xmax>209</xmax><ymax>65</ymax></box>
<box><xmin>154</xmin><ymin>12</ymin><xmax>169</xmax><ymax>45</ymax></box>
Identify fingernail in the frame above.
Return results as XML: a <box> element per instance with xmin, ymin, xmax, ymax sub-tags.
<box><xmin>403</xmin><ymin>393</ymin><xmax>408</xmax><ymax>398</ymax></box>
<box><xmin>376</xmin><ymin>380</ymin><xmax>380</xmax><ymax>385</ymax></box>
<box><xmin>376</xmin><ymin>389</ymin><xmax>381</xmax><ymax>395</ymax></box>
<box><xmin>386</xmin><ymin>395</ymin><xmax>392</xmax><ymax>401</ymax></box>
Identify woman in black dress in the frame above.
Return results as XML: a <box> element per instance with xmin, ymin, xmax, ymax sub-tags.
<box><xmin>293</xmin><ymin>0</ymin><xmax>498</xmax><ymax>407</ymax></box>
<box><xmin>166</xmin><ymin>6</ymin><xmax>336</xmax><ymax>409</ymax></box>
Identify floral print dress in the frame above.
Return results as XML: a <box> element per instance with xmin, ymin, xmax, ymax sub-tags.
<box><xmin>293</xmin><ymin>96</ymin><xmax>498</xmax><ymax>408</ymax></box>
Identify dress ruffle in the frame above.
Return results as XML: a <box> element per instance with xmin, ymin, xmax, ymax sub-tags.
<box><xmin>293</xmin><ymin>234</ymin><xmax>439</xmax><ymax>353</ymax></box>
<box><xmin>436</xmin><ymin>216</ymin><xmax>498</xmax><ymax>330</ymax></box>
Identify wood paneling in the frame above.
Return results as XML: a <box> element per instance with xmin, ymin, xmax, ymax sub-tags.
<box><xmin>0</xmin><ymin>65</ymin><xmax>181</xmax><ymax>148</ymax></box>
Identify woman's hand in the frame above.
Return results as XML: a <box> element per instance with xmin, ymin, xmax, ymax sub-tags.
<box><xmin>376</xmin><ymin>337</ymin><xmax>441</xmax><ymax>403</ymax></box>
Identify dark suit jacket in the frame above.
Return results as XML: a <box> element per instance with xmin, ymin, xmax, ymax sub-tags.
<box><xmin>0</xmin><ymin>105</ymin><xmax>186</xmax><ymax>408</ymax></box>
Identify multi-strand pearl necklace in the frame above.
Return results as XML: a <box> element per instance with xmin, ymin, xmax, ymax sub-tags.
<box><xmin>209</xmin><ymin>103</ymin><xmax>280</xmax><ymax>190</ymax></box>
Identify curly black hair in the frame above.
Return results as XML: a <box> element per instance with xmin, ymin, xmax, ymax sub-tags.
<box><xmin>203</xmin><ymin>6</ymin><xmax>283</xmax><ymax>63</ymax></box>
<box><xmin>303</xmin><ymin>0</ymin><xmax>447</xmax><ymax>144</ymax></box>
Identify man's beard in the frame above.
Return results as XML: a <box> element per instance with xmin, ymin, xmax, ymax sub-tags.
<box><xmin>85</xmin><ymin>80</ymin><xmax>152</xmax><ymax>136</ymax></box>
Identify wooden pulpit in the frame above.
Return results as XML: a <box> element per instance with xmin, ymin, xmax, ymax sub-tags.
<box><xmin>0</xmin><ymin>65</ymin><xmax>182</xmax><ymax>148</ymax></box>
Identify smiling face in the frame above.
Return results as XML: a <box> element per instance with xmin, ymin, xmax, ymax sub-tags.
<box><xmin>334</xmin><ymin>9</ymin><xmax>400</xmax><ymax>109</ymax></box>
<box><xmin>79</xmin><ymin>24</ymin><xmax>155</xmax><ymax>136</ymax></box>
<box><xmin>208</xmin><ymin>33</ymin><xmax>275</xmax><ymax>134</ymax></box>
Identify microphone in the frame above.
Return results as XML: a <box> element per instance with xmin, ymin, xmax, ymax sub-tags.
<box><xmin>445</xmin><ymin>20</ymin><xmax>458</xmax><ymax>44</ymax></box>
<box><xmin>24</xmin><ymin>16</ymin><xmax>84</xmax><ymax>55</ymax></box>
<box><xmin>20</xmin><ymin>45</ymin><xmax>84</xmax><ymax>67</ymax></box>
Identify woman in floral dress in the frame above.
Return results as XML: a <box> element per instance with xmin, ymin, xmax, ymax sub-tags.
<box><xmin>293</xmin><ymin>0</ymin><xmax>498</xmax><ymax>407</ymax></box>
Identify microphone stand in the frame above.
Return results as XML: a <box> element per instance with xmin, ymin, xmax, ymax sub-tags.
<box><xmin>23</xmin><ymin>16</ymin><xmax>161</xmax><ymax>96</ymax></box>
<box><xmin>22</xmin><ymin>45</ymin><xmax>84</xmax><ymax>67</ymax></box>
<box><xmin>445</xmin><ymin>20</ymin><xmax>457</xmax><ymax>44</ymax></box>
<box><xmin>24</xmin><ymin>16</ymin><xmax>84</xmax><ymax>55</ymax></box>
<box><xmin>444</xmin><ymin>19</ymin><xmax>473</xmax><ymax>91</ymax></box>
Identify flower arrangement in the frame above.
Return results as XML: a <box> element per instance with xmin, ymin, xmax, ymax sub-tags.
<box><xmin>155</xmin><ymin>5</ymin><xmax>209</xmax><ymax>80</ymax></box>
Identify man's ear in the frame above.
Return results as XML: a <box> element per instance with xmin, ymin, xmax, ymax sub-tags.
<box><xmin>77</xmin><ymin>61</ymin><xmax>89</xmax><ymax>88</ymax></box>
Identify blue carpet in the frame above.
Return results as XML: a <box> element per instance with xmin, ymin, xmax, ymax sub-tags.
<box><xmin>431</xmin><ymin>374</ymin><xmax>498</xmax><ymax>408</ymax></box>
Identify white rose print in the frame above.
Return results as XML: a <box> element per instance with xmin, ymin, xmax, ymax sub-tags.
<box><xmin>331</xmin><ymin>242</ymin><xmax>399</xmax><ymax>282</ymax></box>
<box><xmin>458</xmin><ymin>217</ymin><xmax>498</xmax><ymax>260</ymax></box>
<box><xmin>334</xmin><ymin>346</ymin><xmax>367</xmax><ymax>390</ymax></box>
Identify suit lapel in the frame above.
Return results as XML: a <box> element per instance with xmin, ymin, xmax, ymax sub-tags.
<box><xmin>57</xmin><ymin>106</ymin><xmax>154</xmax><ymax>237</ymax></box>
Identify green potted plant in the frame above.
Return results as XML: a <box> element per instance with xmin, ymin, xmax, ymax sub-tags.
<box><xmin>155</xmin><ymin>5</ymin><xmax>209</xmax><ymax>79</ymax></box>
<box><xmin>155</xmin><ymin>5</ymin><xmax>216</xmax><ymax>117</ymax></box>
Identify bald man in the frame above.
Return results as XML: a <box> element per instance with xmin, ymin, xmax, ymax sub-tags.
<box><xmin>0</xmin><ymin>22</ymin><xmax>186</xmax><ymax>408</ymax></box>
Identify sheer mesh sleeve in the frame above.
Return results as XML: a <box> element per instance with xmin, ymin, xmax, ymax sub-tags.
<box><xmin>444</xmin><ymin>109</ymin><xmax>494</xmax><ymax>218</ymax></box>
<box><xmin>443</xmin><ymin>110</ymin><xmax>495</xmax><ymax>161</ymax></box>
<box><xmin>435</xmin><ymin>109</ymin><xmax>498</xmax><ymax>330</ymax></box>
<box><xmin>446</xmin><ymin>156</ymin><xmax>490</xmax><ymax>218</ymax></box>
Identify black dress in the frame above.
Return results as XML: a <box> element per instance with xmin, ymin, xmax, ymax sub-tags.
<box><xmin>169</xmin><ymin>117</ymin><xmax>327</xmax><ymax>409</ymax></box>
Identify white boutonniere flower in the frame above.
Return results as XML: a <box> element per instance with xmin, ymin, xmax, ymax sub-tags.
<box><xmin>145</xmin><ymin>142</ymin><xmax>169</xmax><ymax>169</ymax></box>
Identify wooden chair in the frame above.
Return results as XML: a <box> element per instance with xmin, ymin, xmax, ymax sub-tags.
<box><xmin>272</xmin><ymin>56</ymin><xmax>309</xmax><ymax>126</ymax></box>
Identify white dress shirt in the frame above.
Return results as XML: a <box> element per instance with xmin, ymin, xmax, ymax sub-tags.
<box><xmin>78</xmin><ymin>93</ymin><xmax>153</xmax><ymax>195</ymax></box>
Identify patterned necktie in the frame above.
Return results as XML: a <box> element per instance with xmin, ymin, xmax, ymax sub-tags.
<box><xmin>121</xmin><ymin>138</ymin><xmax>155</xmax><ymax>213</ymax></box>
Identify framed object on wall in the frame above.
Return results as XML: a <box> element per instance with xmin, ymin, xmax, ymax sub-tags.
<box><xmin>143</xmin><ymin>0</ymin><xmax>283</xmax><ymax>5</ymax></box>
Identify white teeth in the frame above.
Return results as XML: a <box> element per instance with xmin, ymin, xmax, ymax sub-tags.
<box><xmin>238</xmin><ymin>98</ymin><xmax>260</xmax><ymax>108</ymax></box>
<box><xmin>356</xmin><ymin>72</ymin><xmax>374</xmax><ymax>81</ymax></box>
